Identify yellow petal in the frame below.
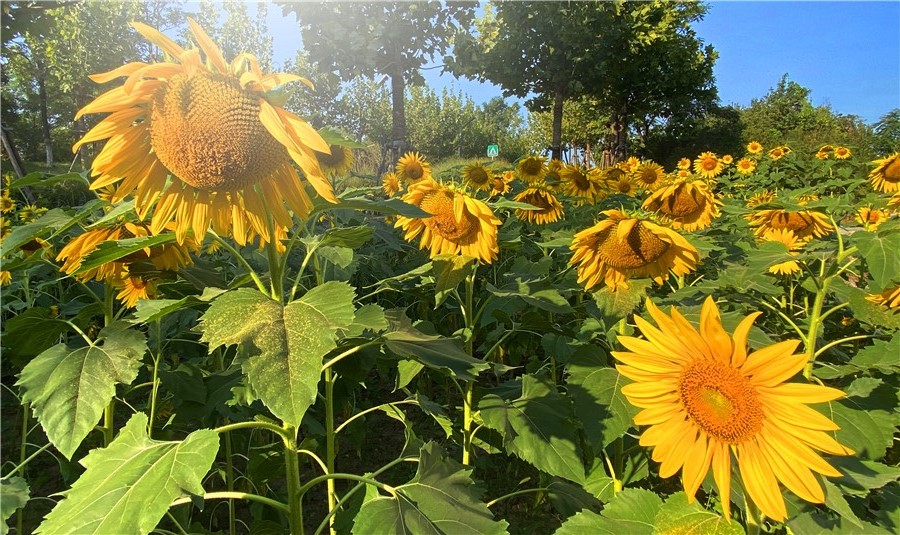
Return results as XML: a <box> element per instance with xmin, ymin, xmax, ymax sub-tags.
<box><xmin>730</xmin><ymin>312</ymin><xmax>761</xmax><ymax>367</ymax></box>
<box><xmin>88</xmin><ymin>62</ymin><xmax>147</xmax><ymax>84</ymax></box>
<box><xmin>699</xmin><ymin>296</ymin><xmax>733</xmax><ymax>363</ymax></box>
<box><xmin>737</xmin><ymin>441</ymin><xmax>787</xmax><ymax>522</ymax></box>
<box><xmin>131</xmin><ymin>22</ymin><xmax>186</xmax><ymax>58</ymax></box>
<box><xmin>187</xmin><ymin>17</ymin><xmax>228</xmax><ymax>73</ymax></box>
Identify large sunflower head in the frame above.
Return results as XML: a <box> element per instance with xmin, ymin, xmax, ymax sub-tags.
<box><xmin>394</xmin><ymin>180</ymin><xmax>500</xmax><ymax>263</ymax></box>
<box><xmin>315</xmin><ymin>144</ymin><xmax>354</xmax><ymax>177</ymax></box>
<box><xmin>396</xmin><ymin>151</ymin><xmax>432</xmax><ymax>185</ymax></box>
<box><xmin>606</xmin><ymin>170</ymin><xmax>639</xmax><ymax>197</ymax></box>
<box><xmin>633</xmin><ymin>162</ymin><xmax>666</xmax><ymax>191</ymax></box>
<box><xmin>642</xmin><ymin>179</ymin><xmax>721</xmax><ymax>232</ymax></box>
<box><xmin>74</xmin><ymin>18</ymin><xmax>335</xmax><ymax>246</ymax></box>
<box><xmin>735</xmin><ymin>157</ymin><xmax>756</xmax><ymax>175</ymax></box>
<box><xmin>746</xmin><ymin>141</ymin><xmax>763</xmax><ymax>155</ymax></box>
<box><xmin>855</xmin><ymin>206</ymin><xmax>890</xmax><ymax>231</ymax></box>
<box><xmin>869</xmin><ymin>153</ymin><xmax>900</xmax><ymax>193</ymax></box>
<box><xmin>623</xmin><ymin>156</ymin><xmax>641</xmax><ymax>172</ymax></box>
<box><xmin>833</xmin><ymin>146</ymin><xmax>851</xmax><ymax>159</ymax></box>
<box><xmin>559</xmin><ymin>164</ymin><xmax>600</xmax><ymax>205</ymax></box>
<box><xmin>382</xmin><ymin>171</ymin><xmax>401</xmax><ymax>197</ymax></box>
<box><xmin>614</xmin><ymin>296</ymin><xmax>852</xmax><ymax>521</ymax></box>
<box><xmin>462</xmin><ymin>163</ymin><xmax>493</xmax><ymax>192</ymax></box>
<box><xmin>513</xmin><ymin>186</ymin><xmax>564</xmax><ymax>225</ymax></box>
<box><xmin>568</xmin><ymin>209</ymin><xmax>699</xmax><ymax>292</ymax></box>
<box><xmin>516</xmin><ymin>155</ymin><xmax>547</xmax><ymax>184</ymax></box>
<box><xmin>748</xmin><ymin>209</ymin><xmax>833</xmax><ymax>240</ymax></box>
<box><xmin>760</xmin><ymin>228</ymin><xmax>805</xmax><ymax>276</ymax></box>
<box><xmin>693</xmin><ymin>151</ymin><xmax>723</xmax><ymax>179</ymax></box>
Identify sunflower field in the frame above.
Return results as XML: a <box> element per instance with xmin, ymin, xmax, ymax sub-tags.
<box><xmin>2</xmin><ymin>14</ymin><xmax>900</xmax><ymax>535</ymax></box>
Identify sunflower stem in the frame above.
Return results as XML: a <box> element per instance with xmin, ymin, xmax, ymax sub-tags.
<box><xmin>211</xmin><ymin>232</ymin><xmax>268</xmax><ymax>295</ymax></box>
<box><xmin>147</xmin><ymin>319</ymin><xmax>162</xmax><ymax>438</ymax></box>
<box><xmin>282</xmin><ymin>424</ymin><xmax>305</xmax><ymax>535</ymax></box>
<box><xmin>804</xmin><ymin>275</ymin><xmax>832</xmax><ymax>379</ymax></box>
<box><xmin>323</xmin><ymin>367</ymin><xmax>337</xmax><ymax>535</ymax></box>
<box><xmin>461</xmin><ymin>270</ymin><xmax>477</xmax><ymax>466</ymax></box>
<box><xmin>224</xmin><ymin>428</ymin><xmax>236</xmax><ymax>535</ymax></box>
<box><xmin>102</xmin><ymin>284</ymin><xmax>115</xmax><ymax>446</ymax></box>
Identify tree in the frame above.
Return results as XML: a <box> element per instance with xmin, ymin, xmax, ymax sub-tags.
<box><xmin>872</xmin><ymin>108</ymin><xmax>900</xmax><ymax>155</ymax></box>
<box><xmin>283</xmin><ymin>1</ymin><xmax>475</xmax><ymax>159</ymax></box>
<box><xmin>449</xmin><ymin>1</ymin><xmax>714</xmax><ymax>162</ymax></box>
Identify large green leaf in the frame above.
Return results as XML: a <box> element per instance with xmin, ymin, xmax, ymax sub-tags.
<box><xmin>351</xmin><ymin>442</ymin><xmax>508</xmax><ymax>535</ymax></box>
<box><xmin>131</xmin><ymin>287</ymin><xmax>227</xmax><ymax>324</ymax></box>
<box><xmin>77</xmin><ymin>234</ymin><xmax>178</xmax><ymax>273</ymax></box>
<box><xmin>201</xmin><ymin>283</ymin><xmax>356</xmax><ymax>427</ymax></box>
<box><xmin>1</xmin><ymin>477</ymin><xmax>29</xmax><ymax>535</ymax></box>
<box><xmin>479</xmin><ymin>375</ymin><xmax>585</xmax><ymax>483</ymax></box>
<box><xmin>432</xmin><ymin>254</ymin><xmax>476</xmax><ymax>307</ymax></box>
<box><xmin>16</xmin><ymin>322</ymin><xmax>147</xmax><ymax>459</ymax></box>
<box><xmin>327</xmin><ymin>195</ymin><xmax>430</xmax><ymax>218</ymax></box>
<box><xmin>830</xmin><ymin>457</ymin><xmax>900</xmax><ymax>496</ymax></box>
<box><xmin>0</xmin><ymin>208</ymin><xmax>71</xmax><ymax>255</ymax></box>
<box><xmin>555</xmin><ymin>488</ymin><xmax>662</xmax><ymax>535</ymax></box>
<box><xmin>487</xmin><ymin>280</ymin><xmax>574</xmax><ymax>314</ymax></box>
<box><xmin>382</xmin><ymin>310</ymin><xmax>488</xmax><ymax>382</ymax></box>
<box><xmin>653</xmin><ymin>492</ymin><xmax>742</xmax><ymax>534</ymax></box>
<box><xmin>35</xmin><ymin>413</ymin><xmax>219</xmax><ymax>535</ymax></box>
<box><xmin>1</xmin><ymin>307</ymin><xmax>70</xmax><ymax>358</ymax></box>
<box><xmin>852</xmin><ymin>230</ymin><xmax>900</xmax><ymax>291</ymax></box>
<box><xmin>567</xmin><ymin>352</ymin><xmax>637</xmax><ymax>451</ymax></box>
<box><xmin>827</xmin><ymin>391</ymin><xmax>896</xmax><ymax>460</ymax></box>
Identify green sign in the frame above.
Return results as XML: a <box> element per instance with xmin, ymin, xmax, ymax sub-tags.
<box><xmin>487</xmin><ymin>144</ymin><xmax>499</xmax><ymax>158</ymax></box>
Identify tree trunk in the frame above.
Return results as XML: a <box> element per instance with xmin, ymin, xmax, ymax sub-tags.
<box><xmin>610</xmin><ymin>110</ymin><xmax>628</xmax><ymax>163</ymax></box>
<box><xmin>389</xmin><ymin>67</ymin><xmax>407</xmax><ymax>161</ymax></box>
<box><xmin>34</xmin><ymin>50</ymin><xmax>53</xmax><ymax>167</ymax></box>
<box><xmin>550</xmin><ymin>85</ymin><xmax>565</xmax><ymax>161</ymax></box>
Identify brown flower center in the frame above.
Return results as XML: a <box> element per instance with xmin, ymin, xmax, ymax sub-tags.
<box><xmin>701</xmin><ymin>158</ymin><xmax>718</xmax><ymax>171</ymax></box>
<box><xmin>149</xmin><ymin>73</ymin><xmax>287</xmax><ymax>192</ymax></box>
<box><xmin>638</xmin><ymin>168</ymin><xmax>659</xmax><ymax>185</ymax></box>
<box><xmin>520</xmin><ymin>159</ymin><xmax>543</xmax><ymax>176</ymax></box>
<box><xmin>595</xmin><ymin>221</ymin><xmax>670</xmax><ymax>269</ymax></box>
<box><xmin>572</xmin><ymin>170</ymin><xmax>591</xmax><ymax>190</ymax></box>
<box><xmin>420</xmin><ymin>190</ymin><xmax>478</xmax><ymax>242</ymax></box>
<box><xmin>773</xmin><ymin>211</ymin><xmax>815</xmax><ymax>232</ymax></box>
<box><xmin>884</xmin><ymin>158</ymin><xmax>900</xmax><ymax>182</ymax></box>
<box><xmin>522</xmin><ymin>190</ymin><xmax>554</xmax><ymax>212</ymax></box>
<box><xmin>468</xmin><ymin>167</ymin><xmax>490</xmax><ymax>186</ymax></box>
<box><xmin>316</xmin><ymin>144</ymin><xmax>348</xmax><ymax>168</ymax></box>
<box><xmin>679</xmin><ymin>360</ymin><xmax>763</xmax><ymax>444</ymax></box>
<box><xmin>665</xmin><ymin>187</ymin><xmax>705</xmax><ymax>217</ymax></box>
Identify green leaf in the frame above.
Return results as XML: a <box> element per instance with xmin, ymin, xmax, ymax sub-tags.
<box><xmin>329</xmin><ymin>195</ymin><xmax>430</xmax><ymax>218</ymax></box>
<box><xmin>131</xmin><ymin>288</ymin><xmax>226</xmax><ymax>324</ymax></box>
<box><xmin>479</xmin><ymin>375</ymin><xmax>585</xmax><ymax>483</ymax></box>
<box><xmin>86</xmin><ymin>199</ymin><xmax>135</xmax><ymax>228</ymax></box>
<box><xmin>555</xmin><ymin>488</ymin><xmax>662</xmax><ymax>535</ymax></box>
<box><xmin>17</xmin><ymin>322</ymin><xmax>147</xmax><ymax>459</ymax></box>
<box><xmin>591</xmin><ymin>280</ymin><xmax>652</xmax><ymax>318</ymax></box>
<box><xmin>200</xmin><ymin>283</ymin><xmax>356</xmax><ymax>427</ymax></box>
<box><xmin>827</xmin><ymin>398</ymin><xmax>895</xmax><ymax>460</ymax></box>
<box><xmin>346</xmin><ymin>303</ymin><xmax>388</xmax><ymax>337</ymax></box>
<box><xmin>35</xmin><ymin>413</ymin><xmax>219</xmax><ymax>535</ymax></box>
<box><xmin>0</xmin><ymin>208</ymin><xmax>71</xmax><ymax>255</ymax></box>
<box><xmin>2</xmin><ymin>307</ymin><xmax>70</xmax><ymax>358</ymax></box>
<box><xmin>852</xmin><ymin>230</ymin><xmax>900</xmax><ymax>291</ymax></box>
<box><xmin>487</xmin><ymin>279</ymin><xmax>574</xmax><ymax>314</ymax></box>
<box><xmin>846</xmin><ymin>336</ymin><xmax>900</xmax><ymax>373</ymax></box>
<box><xmin>77</xmin><ymin>234</ymin><xmax>178</xmax><ymax>273</ymax></box>
<box><xmin>490</xmin><ymin>198</ymin><xmax>541</xmax><ymax>211</ymax></box>
<box><xmin>567</xmin><ymin>352</ymin><xmax>637</xmax><ymax>451</ymax></box>
<box><xmin>432</xmin><ymin>254</ymin><xmax>476</xmax><ymax>307</ymax></box>
<box><xmin>1</xmin><ymin>477</ymin><xmax>29</xmax><ymax>535</ymax></box>
<box><xmin>9</xmin><ymin>171</ymin><xmax>88</xmax><ymax>190</ymax></box>
<box><xmin>653</xmin><ymin>492</ymin><xmax>743</xmax><ymax>534</ymax></box>
<box><xmin>831</xmin><ymin>280</ymin><xmax>900</xmax><ymax>330</ymax></box>
<box><xmin>383</xmin><ymin>310</ymin><xmax>488</xmax><ymax>382</ymax></box>
<box><xmin>786</xmin><ymin>510</ymin><xmax>892</xmax><ymax>535</ymax></box>
<box><xmin>547</xmin><ymin>480</ymin><xmax>602</xmax><ymax>517</ymax></box>
<box><xmin>318</xmin><ymin>225</ymin><xmax>375</xmax><ymax>249</ymax></box>
<box><xmin>584</xmin><ymin>460</ymin><xmax>616</xmax><ymax>502</ymax></box>
<box><xmin>745</xmin><ymin>240</ymin><xmax>794</xmax><ymax>273</ymax></box>
<box><xmin>822</xmin><ymin>480</ymin><xmax>864</xmax><ymax>528</ymax></box>
<box><xmin>351</xmin><ymin>442</ymin><xmax>507</xmax><ymax>535</ymax></box>
<box><xmin>317</xmin><ymin>126</ymin><xmax>368</xmax><ymax>149</ymax></box>
<box><xmin>830</xmin><ymin>457</ymin><xmax>900</xmax><ymax>496</ymax></box>
<box><xmin>844</xmin><ymin>377</ymin><xmax>883</xmax><ymax>398</ymax></box>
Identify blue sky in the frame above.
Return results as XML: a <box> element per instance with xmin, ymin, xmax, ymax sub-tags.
<box><xmin>266</xmin><ymin>1</ymin><xmax>900</xmax><ymax>124</ymax></box>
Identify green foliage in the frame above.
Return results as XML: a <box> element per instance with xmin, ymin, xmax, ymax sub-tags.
<box><xmin>352</xmin><ymin>442</ymin><xmax>508</xmax><ymax>534</ymax></box>
<box><xmin>35</xmin><ymin>413</ymin><xmax>219</xmax><ymax>535</ymax></box>
<box><xmin>555</xmin><ymin>488</ymin><xmax>662</xmax><ymax>535</ymax></box>
<box><xmin>0</xmin><ymin>477</ymin><xmax>30</xmax><ymax>535</ymax></box>
<box><xmin>17</xmin><ymin>322</ymin><xmax>147</xmax><ymax>459</ymax></box>
<box><xmin>567</xmin><ymin>352</ymin><xmax>638</xmax><ymax>452</ymax></box>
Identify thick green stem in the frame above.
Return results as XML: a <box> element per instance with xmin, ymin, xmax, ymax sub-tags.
<box><xmin>102</xmin><ymin>284</ymin><xmax>115</xmax><ymax>446</ymax></box>
<box><xmin>324</xmin><ymin>368</ymin><xmax>337</xmax><ymax>535</ymax></box>
<box><xmin>282</xmin><ymin>425</ymin><xmax>304</xmax><ymax>535</ymax></box>
<box><xmin>211</xmin><ymin>232</ymin><xmax>267</xmax><ymax>294</ymax></box>
<box><xmin>15</xmin><ymin>404</ymin><xmax>29</xmax><ymax>535</ymax></box>
<box><xmin>225</xmin><ymin>430</ymin><xmax>236</xmax><ymax>535</ymax></box>
<box><xmin>462</xmin><ymin>381</ymin><xmax>475</xmax><ymax>466</ymax></box>
<box><xmin>461</xmin><ymin>271</ymin><xmax>476</xmax><ymax>466</ymax></box>
<box><xmin>169</xmin><ymin>491</ymin><xmax>289</xmax><ymax>513</ymax></box>
<box><xmin>486</xmin><ymin>487</ymin><xmax>549</xmax><ymax>508</ymax></box>
<box><xmin>148</xmin><ymin>320</ymin><xmax>162</xmax><ymax>438</ymax></box>
<box><xmin>803</xmin><ymin>279</ymin><xmax>830</xmax><ymax>379</ymax></box>
<box><xmin>215</xmin><ymin>420</ymin><xmax>289</xmax><ymax>438</ymax></box>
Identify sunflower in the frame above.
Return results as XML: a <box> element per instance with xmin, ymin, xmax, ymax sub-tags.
<box><xmin>569</xmin><ymin>209</ymin><xmax>698</xmax><ymax>292</ymax></box>
<box><xmin>0</xmin><ymin>195</ymin><xmax>14</xmax><ymax>214</ymax></box>
<box><xmin>396</xmin><ymin>151</ymin><xmax>432</xmax><ymax>186</ymax></box>
<box><xmin>833</xmin><ymin>146</ymin><xmax>851</xmax><ymax>160</ymax></box>
<box><xmin>614</xmin><ymin>296</ymin><xmax>853</xmax><ymax>521</ymax></box>
<box><xmin>0</xmin><ymin>270</ymin><xmax>11</xmax><ymax>286</ymax></box>
<box><xmin>514</xmin><ymin>186</ymin><xmax>564</xmax><ymax>225</ymax></box>
<box><xmin>516</xmin><ymin>155</ymin><xmax>547</xmax><ymax>184</ymax></box>
<box><xmin>642</xmin><ymin>179</ymin><xmax>721</xmax><ymax>232</ymax></box>
<box><xmin>73</xmin><ymin>18</ymin><xmax>335</xmax><ymax>246</ymax></box>
<box><xmin>746</xmin><ymin>141</ymin><xmax>763</xmax><ymax>155</ymax></box>
<box><xmin>815</xmin><ymin>150</ymin><xmax>829</xmax><ymax>160</ymax></box>
<box><xmin>760</xmin><ymin>228</ymin><xmax>804</xmax><ymax>276</ymax></box>
<box><xmin>677</xmin><ymin>157</ymin><xmax>691</xmax><ymax>170</ymax></box>
<box><xmin>489</xmin><ymin>171</ymin><xmax>513</xmax><ymax>197</ymax></box>
<box><xmin>116</xmin><ymin>276</ymin><xmax>158</xmax><ymax>308</ymax></box>
<box><xmin>624</xmin><ymin>156</ymin><xmax>641</xmax><ymax>172</ymax></box>
<box><xmin>721</xmin><ymin>154</ymin><xmax>734</xmax><ymax>166</ymax></box>
<box><xmin>869</xmin><ymin>153</ymin><xmax>900</xmax><ymax>193</ymax></box>
<box><xmin>818</xmin><ymin>144</ymin><xmax>834</xmax><ymax>154</ymax></box>
<box><xmin>735</xmin><ymin>158</ymin><xmax>756</xmax><ymax>175</ymax></box>
<box><xmin>856</xmin><ymin>206</ymin><xmax>890</xmax><ymax>231</ymax></box>
<box><xmin>676</xmin><ymin>169</ymin><xmax>692</xmax><ymax>180</ymax></box>
<box><xmin>866</xmin><ymin>285</ymin><xmax>900</xmax><ymax>310</ymax></box>
<box><xmin>57</xmin><ymin>222</ymin><xmax>196</xmax><ymax>282</ymax></box>
<box><xmin>693</xmin><ymin>151</ymin><xmax>723</xmax><ymax>180</ymax></box>
<box><xmin>544</xmin><ymin>158</ymin><xmax>564</xmax><ymax>186</ymax></box>
<box><xmin>606</xmin><ymin>171</ymin><xmax>639</xmax><ymax>197</ymax></box>
<box><xmin>395</xmin><ymin>180</ymin><xmax>500</xmax><ymax>263</ymax></box>
<box><xmin>746</xmin><ymin>189</ymin><xmax>776</xmax><ymax>208</ymax></box>
<box><xmin>795</xmin><ymin>193</ymin><xmax>819</xmax><ymax>206</ymax></box>
<box><xmin>382</xmin><ymin>172</ymin><xmax>401</xmax><ymax>197</ymax></box>
<box><xmin>633</xmin><ymin>162</ymin><xmax>666</xmax><ymax>191</ymax></box>
<box><xmin>889</xmin><ymin>192</ymin><xmax>900</xmax><ymax>209</ymax></box>
<box><xmin>559</xmin><ymin>164</ymin><xmax>601</xmax><ymax>205</ymax></box>
<box><xmin>748</xmin><ymin>209</ymin><xmax>832</xmax><ymax>240</ymax></box>
<box><xmin>315</xmin><ymin>144</ymin><xmax>354</xmax><ymax>177</ymax></box>
<box><xmin>768</xmin><ymin>146</ymin><xmax>787</xmax><ymax>160</ymax></box>
<box><xmin>462</xmin><ymin>163</ymin><xmax>493</xmax><ymax>192</ymax></box>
